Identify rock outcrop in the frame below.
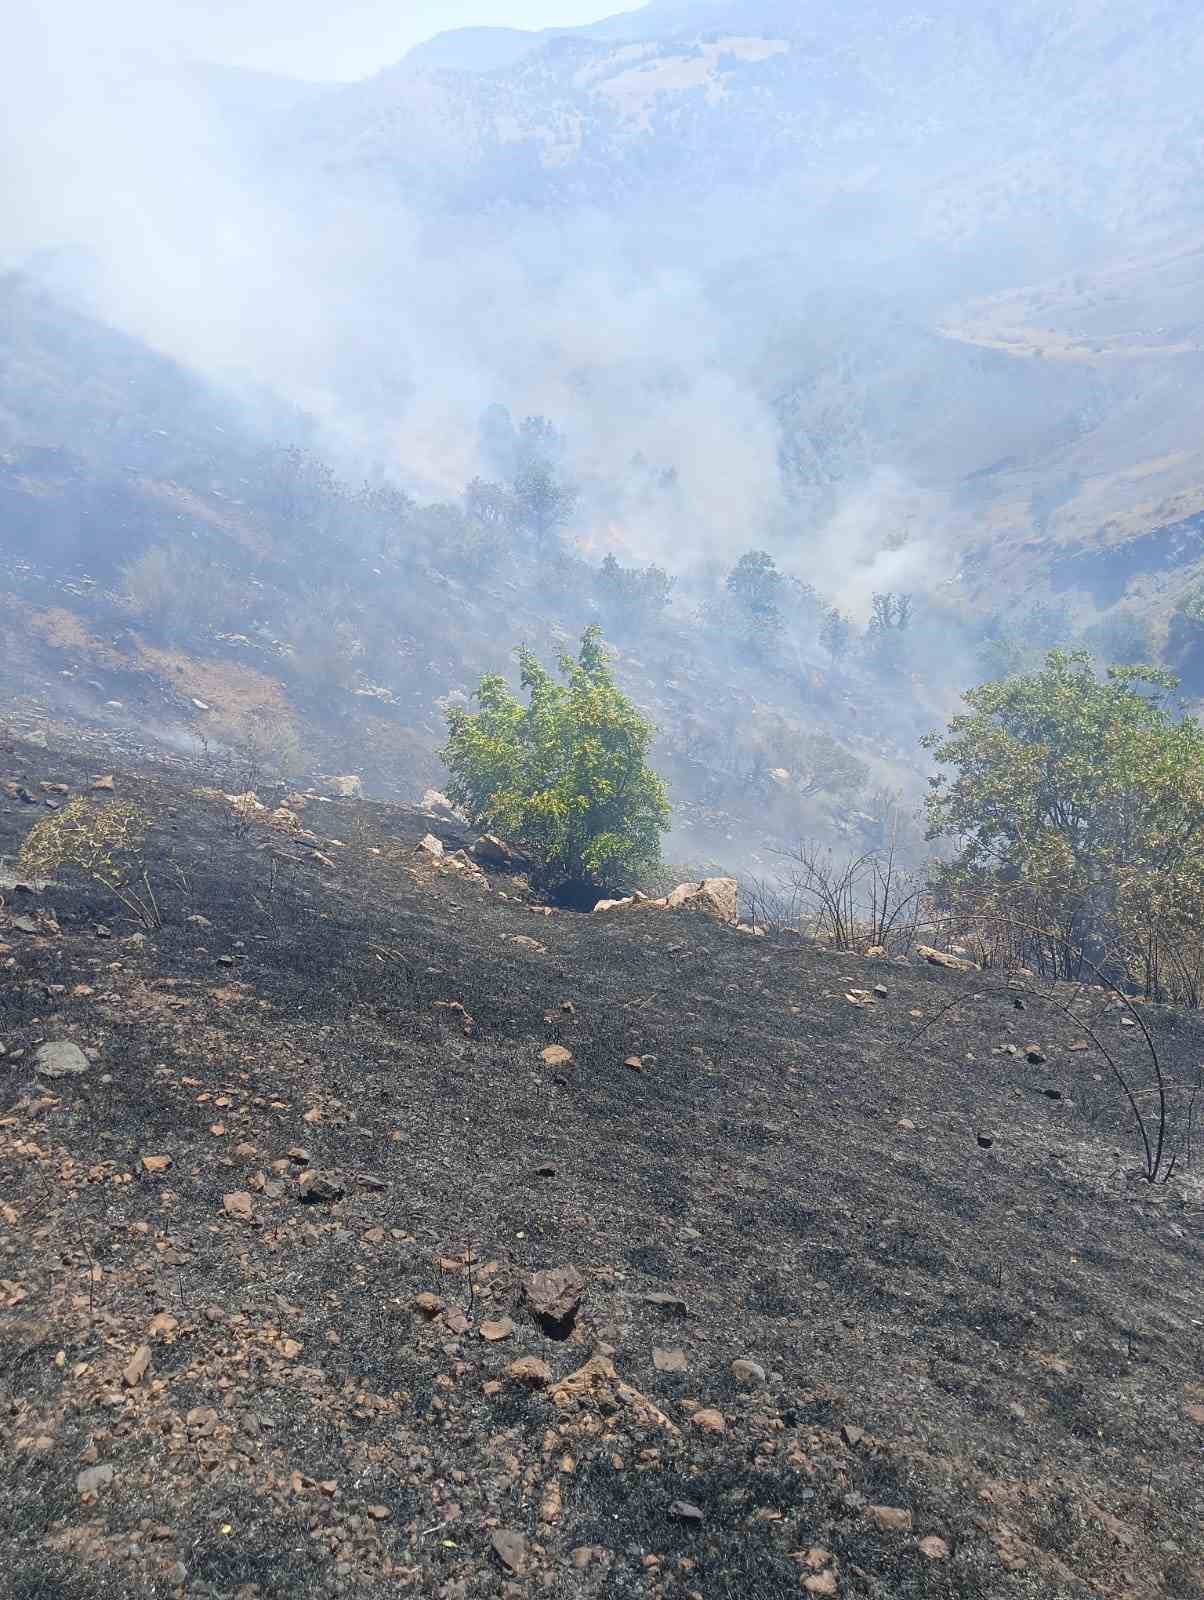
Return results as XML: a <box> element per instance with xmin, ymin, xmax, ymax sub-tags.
<box><xmin>593</xmin><ymin>877</ymin><xmax>737</xmax><ymax>923</ymax></box>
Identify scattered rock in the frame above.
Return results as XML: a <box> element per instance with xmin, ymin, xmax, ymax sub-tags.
<box><xmin>915</xmin><ymin>945</ymin><xmax>976</xmax><ymax>971</ymax></box>
<box><xmin>1025</xmin><ymin>1047</ymin><xmax>1047</xmax><ymax>1065</ymax></box>
<box><xmin>123</xmin><ymin>1344</ymin><xmax>152</xmax><ymax>1387</ymax></box>
<box><xmin>222</xmin><ymin>1191</ymin><xmax>255</xmax><ymax>1221</ymax></box>
<box><xmin>661</xmin><ymin>877</ymin><xmax>738</xmax><ymax>922</ymax></box>
<box><xmin>77</xmin><ymin>1464</ymin><xmax>114</xmax><ymax>1496</ymax></box>
<box><xmin>804</xmin><ymin>1572</ymin><xmax>838</xmax><ymax>1596</ymax></box>
<box><xmin>669</xmin><ymin>1500</ymin><xmax>705</xmax><ymax>1523</ymax></box>
<box><xmin>653</xmin><ymin>1347</ymin><xmax>689</xmax><ymax>1373</ymax></box>
<box><xmin>918</xmin><ymin>1535</ymin><xmax>951</xmax><ymax>1560</ymax></box>
<box><xmin>490</xmin><ymin>1529</ymin><xmax>527</xmax><ymax>1575</ymax></box>
<box><xmin>541</xmin><ymin>1044</ymin><xmax>573</xmax><ymax>1067</ymax></box>
<box><xmin>526</xmin><ymin>1264</ymin><xmax>584</xmax><ymax>1333</ymax></box>
<box><xmin>1042</xmin><ymin>1087</ymin><xmax>1063</xmax><ymax>1101</ymax></box>
<box><xmin>480</xmin><ymin>1317</ymin><xmax>517</xmax><ymax>1342</ymax></box>
<box><xmin>841</xmin><ymin>1423</ymin><xmax>868</xmax><ymax>1447</ymax></box>
<box><xmin>692</xmin><ymin>1408</ymin><xmax>727</xmax><ymax>1434</ymax></box>
<box><xmin>977</xmin><ymin>1132</ymin><xmax>995</xmax><ymax>1149</ymax></box>
<box><xmin>624</xmin><ymin>1055</ymin><xmax>644</xmax><ymax>1071</ymax></box>
<box><xmin>508</xmin><ymin>1355</ymin><xmax>554</xmax><ymax>1388</ymax></box>
<box><xmin>731</xmin><ymin>1358</ymin><xmax>766</xmax><ymax>1386</ymax></box>
<box><xmin>91</xmin><ymin>775</ymin><xmax>115</xmax><ymax>791</ymax></box>
<box><xmin>416</xmin><ymin>833</ymin><xmax>444</xmax><ymax>859</ymax></box>
<box><xmin>643</xmin><ymin>1290</ymin><xmax>688</xmax><ymax>1315</ymax></box>
<box><xmin>413</xmin><ymin>1292</ymin><xmax>446</xmax><ymax>1318</ymax></box>
<box><xmin>865</xmin><ymin>1505</ymin><xmax>913</xmax><ymax>1534</ymax></box>
<box><xmin>330</xmin><ymin>775</ymin><xmax>363</xmax><ymax>799</ymax></box>
<box><xmin>34</xmin><ymin>1041</ymin><xmax>90</xmax><ymax>1080</ymax></box>
<box><xmin>298</xmin><ymin>1170</ymin><xmax>345</xmax><ymax>1203</ymax></box>
<box><xmin>419</xmin><ymin>787</ymin><xmax>455</xmax><ymax>815</ymax></box>
<box><xmin>472</xmin><ymin>833</ymin><xmax>524</xmax><ymax>865</ymax></box>
<box><xmin>551</xmin><ymin>1353</ymin><xmax>678</xmax><ymax>1433</ymax></box>
<box><xmin>897</xmin><ymin>1118</ymin><xmax>916</xmax><ymax>1132</ymax></box>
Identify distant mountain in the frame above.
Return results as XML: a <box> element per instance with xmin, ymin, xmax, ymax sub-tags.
<box><xmin>285</xmin><ymin>0</ymin><xmax>1204</xmax><ymax>232</ymax></box>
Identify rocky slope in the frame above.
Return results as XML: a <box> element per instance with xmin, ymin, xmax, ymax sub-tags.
<box><xmin>1</xmin><ymin>732</ymin><xmax>1203</xmax><ymax>1598</ymax></box>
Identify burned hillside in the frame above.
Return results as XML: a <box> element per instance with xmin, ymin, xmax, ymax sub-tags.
<box><xmin>1</xmin><ymin>733</ymin><xmax>1202</xmax><ymax>1600</ymax></box>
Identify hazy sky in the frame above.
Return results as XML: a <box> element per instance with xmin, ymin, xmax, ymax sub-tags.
<box><xmin>27</xmin><ymin>0</ymin><xmax>640</xmax><ymax>82</ymax></box>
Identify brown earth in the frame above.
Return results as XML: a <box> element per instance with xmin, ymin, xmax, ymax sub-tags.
<box><xmin>1</xmin><ymin>732</ymin><xmax>1203</xmax><ymax>1600</ymax></box>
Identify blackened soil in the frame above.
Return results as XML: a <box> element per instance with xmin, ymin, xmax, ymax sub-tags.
<box><xmin>1</xmin><ymin>735</ymin><xmax>1202</xmax><ymax>1600</ymax></box>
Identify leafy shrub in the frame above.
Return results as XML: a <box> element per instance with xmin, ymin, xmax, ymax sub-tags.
<box><xmin>442</xmin><ymin>626</ymin><xmax>670</xmax><ymax>898</ymax></box>
<box><xmin>923</xmin><ymin>649</ymin><xmax>1204</xmax><ymax>995</ymax></box>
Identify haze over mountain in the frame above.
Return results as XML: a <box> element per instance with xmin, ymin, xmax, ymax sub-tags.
<box><xmin>4</xmin><ymin>0</ymin><xmax>1204</xmax><ymax>860</ymax></box>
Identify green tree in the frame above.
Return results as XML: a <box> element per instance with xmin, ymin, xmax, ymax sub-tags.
<box><xmin>820</xmin><ymin>606</ymin><xmax>852</xmax><ymax>662</ymax></box>
<box><xmin>726</xmin><ymin>550</ymin><xmax>784</xmax><ymax>622</ymax></box>
<box><xmin>442</xmin><ymin>626</ymin><xmax>670</xmax><ymax>898</ymax></box>
<box><xmin>512</xmin><ymin>461</ymin><xmax>578</xmax><ymax>552</ymax></box>
<box><xmin>595</xmin><ymin>553</ymin><xmax>673</xmax><ymax>632</ymax></box>
<box><xmin>923</xmin><ymin>650</ymin><xmax>1204</xmax><ymax>984</ymax></box>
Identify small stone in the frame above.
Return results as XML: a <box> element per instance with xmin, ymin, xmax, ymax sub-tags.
<box><xmin>804</xmin><ymin>1573</ymin><xmax>838</xmax><ymax>1596</ymax></box>
<box><xmin>865</xmin><ymin>1505</ymin><xmax>913</xmax><ymax>1533</ymax></box>
<box><xmin>123</xmin><ymin>1344</ymin><xmax>152</xmax><ymax>1387</ymax></box>
<box><xmin>692</xmin><ymin>1408</ymin><xmax>726</xmax><ymax>1434</ymax></box>
<box><xmin>34</xmin><ymin>1040</ymin><xmax>90</xmax><ymax>1080</ymax></box>
<box><xmin>897</xmin><ymin>1118</ymin><xmax>916</xmax><ymax>1132</ymax></box>
<box><xmin>508</xmin><ymin>1356</ymin><xmax>553</xmax><ymax>1388</ymax></box>
<box><xmin>480</xmin><ymin>1318</ymin><xmax>517</xmax><ymax>1342</ymax></box>
<box><xmin>669</xmin><ymin>1500</ymin><xmax>704</xmax><ymax>1523</ymax></box>
<box><xmin>624</xmin><ymin>1056</ymin><xmax>643</xmax><ymax>1071</ymax></box>
<box><xmin>77</xmin><ymin>1464</ymin><xmax>115</xmax><ymax>1496</ymax></box>
<box><xmin>976</xmin><ymin>1132</ymin><xmax>995</xmax><ymax>1149</ymax></box>
<box><xmin>92</xmin><ymin>775</ymin><xmax>115</xmax><ymax>791</ymax></box>
<box><xmin>731</xmin><ymin>1358</ymin><xmax>765</xmax><ymax>1386</ymax></box>
<box><xmin>653</xmin><ymin>1347</ymin><xmax>688</xmax><ymax>1373</ymax></box>
<box><xmin>1025</xmin><ymin>1047</ymin><xmax>1047</xmax><ymax>1064</ymax></box>
<box><xmin>222</xmin><ymin>1191</ymin><xmax>254</xmax><ymax>1220</ymax></box>
<box><xmin>141</xmin><ymin>1155</ymin><xmax>172</xmax><ymax>1173</ymax></box>
<box><xmin>533</xmin><ymin>1160</ymin><xmax>557</xmax><ymax>1178</ymax></box>
<box><xmin>298</xmin><ymin>1170</ymin><xmax>345</xmax><ymax>1203</ymax></box>
<box><xmin>526</xmin><ymin>1264</ymin><xmax>584</xmax><ymax>1329</ymax></box>
<box><xmin>216</xmin><ymin>954</ymin><xmax>235</xmax><ymax>967</ymax></box>
<box><xmin>1120</xmin><ymin>1015</ymin><xmax>1136</xmax><ymax>1028</ymax></box>
<box><xmin>490</xmin><ymin>1529</ymin><xmax>527</xmax><ymax>1575</ymax></box>
<box><xmin>873</xmin><ymin>984</ymin><xmax>889</xmax><ymax>997</ymax></box>
<box><xmin>840</xmin><ymin>1423</ymin><xmax>867</xmax><ymax>1446</ymax></box>
<box><xmin>1043</xmin><ymin>1087</ymin><xmax>1062</xmax><ymax>1101</ymax></box>
<box><xmin>147</xmin><ymin>1312</ymin><xmax>178</xmax><ymax>1338</ymax></box>
<box><xmin>233</xmin><ymin>1142</ymin><xmax>257</xmax><ymax>1159</ymax></box>
<box><xmin>918</xmin><ymin>1535</ymin><xmax>950</xmax><ymax>1560</ymax></box>
<box><xmin>366</xmin><ymin>1505</ymin><xmax>390</xmax><ymax>1520</ymax></box>
<box><xmin>643</xmin><ymin>1290</ymin><xmax>688</xmax><ymax>1314</ymax></box>
<box><xmin>541</xmin><ymin>1044</ymin><xmax>572</xmax><ymax>1067</ymax></box>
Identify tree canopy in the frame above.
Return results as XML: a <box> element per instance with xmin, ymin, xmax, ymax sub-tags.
<box><xmin>442</xmin><ymin>627</ymin><xmax>670</xmax><ymax>897</ymax></box>
<box><xmin>923</xmin><ymin>649</ymin><xmax>1204</xmax><ymax>985</ymax></box>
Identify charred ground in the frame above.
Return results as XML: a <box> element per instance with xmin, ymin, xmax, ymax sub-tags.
<box><xmin>1</xmin><ymin>733</ymin><xmax>1202</xmax><ymax>1600</ymax></box>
